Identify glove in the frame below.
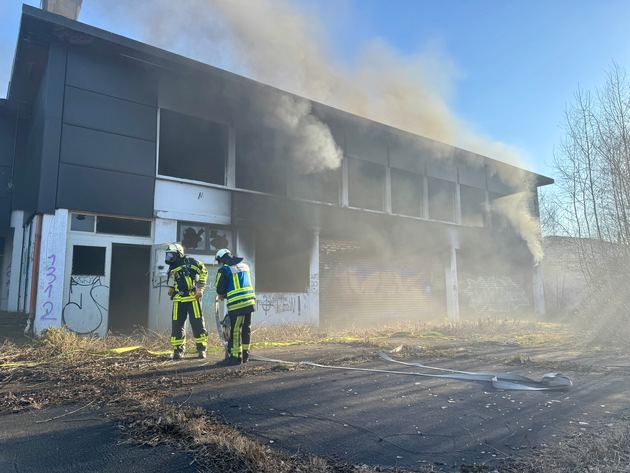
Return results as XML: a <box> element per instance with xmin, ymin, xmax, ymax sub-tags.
<box><xmin>168</xmin><ymin>287</ymin><xmax>175</xmax><ymax>297</ymax></box>
<box><xmin>195</xmin><ymin>289</ymin><xmax>204</xmax><ymax>301</ymax></box>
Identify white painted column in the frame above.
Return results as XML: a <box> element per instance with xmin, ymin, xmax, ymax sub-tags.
<box><xmin>309</xmin><ymin>230</ymin><xmax>320</xmax><ymax>326</ymax></box>
<box><xmin>532</xmin><ymin>263</ymin><xmax>546</xmax><ymax>316</ymax></box>
<box><xmin>34</xmin><ymin>210</ymin><xmax>68</xmax><ymax>334</ymax></box>
<box><xmin>445</xmin><ymin>230</ymin><xmax>460</xmax><ymax>320</ymax></box>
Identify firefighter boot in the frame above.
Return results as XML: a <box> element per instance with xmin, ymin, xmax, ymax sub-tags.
<box><xmin>173</xmin><ymin>348</ymin><xmax>184</xmax><ymax>360</ymax></box>
<box><xmin>225</xmin><ymin>355</ymin><xmax>242</xmax><ymax>366</ymax></box>
<box><xmin>242</xmin><ymin>350</ymin><xmax>250</xmax><ymax>363</ymax></box>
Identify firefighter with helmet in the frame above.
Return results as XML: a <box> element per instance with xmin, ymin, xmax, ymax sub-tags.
<box><xmin>165</xmin><ymin>243</ymin><xmax>209</xmax><ymax>360</ymax></box>
<box><xmin>214</xmin><ymin>248</ymin><xmax>256</xmax><ymax>365</ymax></box>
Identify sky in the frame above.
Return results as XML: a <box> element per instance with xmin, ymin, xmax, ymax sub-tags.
<box><xmin>1</xmin><ymin>0</ymin><xmax>629</xmax><ymax>181</ymax></box>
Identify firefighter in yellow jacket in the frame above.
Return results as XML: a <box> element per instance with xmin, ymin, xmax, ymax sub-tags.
<box><xmin>165</xmin><ymin>243</ymin><xmax>208</xmax><ymax>360</ymax></box>
<box><xmin>214</xmin><ymin>248</ymin><xmax>256</xmax><ymax>365</ymax></box>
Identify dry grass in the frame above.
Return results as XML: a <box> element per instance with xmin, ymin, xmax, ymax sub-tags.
<box><xmin>1</xmin><ymin>320</ymin><xmax>628</xmax><ymax>472</ymax></box>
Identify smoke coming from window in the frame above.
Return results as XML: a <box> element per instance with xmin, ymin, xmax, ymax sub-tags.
<box><xmin>90</xmin><ymin>0</ymin><xmax>543</xmax><ymax>259</ymax></box>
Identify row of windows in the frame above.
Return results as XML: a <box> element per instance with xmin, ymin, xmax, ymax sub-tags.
<box><xmin>158</xmin><ymin>109</ymin><xmax>495</xmax><ymax>227</ymax></box>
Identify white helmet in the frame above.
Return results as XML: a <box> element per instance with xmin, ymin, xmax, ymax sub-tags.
<box><xmin>215</xmin><ymin>248</ymin><xmax>232</xmax><ymax>263</ymax></box>
<box><xmin>165</xmin><ymin>243</ymin><xmax>184</xmax><ymax>264</ymax></box>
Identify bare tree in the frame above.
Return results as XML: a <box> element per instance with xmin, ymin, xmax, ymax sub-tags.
<box><xmin>543</xmin><ymin>63</ymin><xmax>630</xmax><ymax>340</ymax></box>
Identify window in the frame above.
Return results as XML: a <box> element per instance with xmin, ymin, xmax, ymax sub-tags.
<box><xmin>177</xmin><ymin>222</ymin><xmax>233</xmax><ymax>256</ymax></box>
<box><xmin>348</xmin><ymin>158</ymin><xmax>386</xmax><ymax>211</ymax></box>
<box><xmin>96</xmin><ymin>216</ymin><xmax>151</xmax><ymax>237</ymax></box>
<box><xmin>72</xmin><ymin>246</ymin><xmax>106</xmax><ymax>276</ymax></box>
<box><xmin>158</xmin><ymin>109</ymin><xmax>227</xmax><ymax>185</ymax></box>
<box><xmin>291</xmin><ymin>167</ymin><xmax>340</xmax><ymax>204</ymax></box>
<box><xmin>427</xmin><ymin>177</ymin><xmax>456</xmax><ymax>222</ymax></box>
<box><xmin>460</xmin><ymin>185</ymin><xmax>486</xmax><ymax>227</ymax></box>
<box><xmin>70</xmin><ymin>214</ymin><xmax>96</xmax><ymax>232</ymax></box>
<box><xmin>235</xmin><ymin>129</ymin><xmax>287</xmax><ymax>195</ymax></box>
<box><xmin>255</xmin><ymin>227</ymin><xmax>310</xmax><ymax>292</ymax></box>
<box><xmin>70</xmin><ymin>213</ymin><xmax>151</xmax><ymax>237</ymax></box>
<box><xmin>391</xmin><ymin>168</ymin><xmax>423</xmax><ymax>217</ymax></box>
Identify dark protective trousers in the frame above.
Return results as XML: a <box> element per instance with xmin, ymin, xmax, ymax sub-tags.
<box><xmin>227</xmin><ymin>312</ymin><xmax>252</xmax><ymax>358</ymax></box>
<box><xmin>170</xmin><ymin>299</ymin><xmax>208</xmax><ymax>352</ymax></box>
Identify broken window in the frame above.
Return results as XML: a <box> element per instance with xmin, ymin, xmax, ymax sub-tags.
<box><xmin>177</xmin><ymin>222</ymin><xmax>233</xmax><ymax>256</ymax></box>
<box><xmin>255</xmin><ymin>227</ymin><xmax>310</xmax><ymax>292</ymax></box>
<box><xmin>391</xmin><ymin>168</ymin><xmax>423</xmax><ymax>218</ymax></box>
<box><xmin>348</xmin><ymin>157</ymin><xmax>386</xmax><ymax>211</ymax></box>
<box><xmin>427</xmin><ymin>176</ymin><xmax>456</xmax><ymax>222</ymax></box>
<box><xmin>71</xmin><ymin>213</ymin><xmax>151</xmax><ymax>237</ymax></box>
<box><xmin>70</xmin><ymin>213</ymin><xmax>96</xmax><ymax>232</ymax></box>
<box><xmin>460</xmin><ymin>184</ymin><xmax>486</xmax><ymax>227</ymax></box>
<box><xmin>158</xmin><ymin>109</ymin><xmax>227</xmax><ymax>185</ymax></box>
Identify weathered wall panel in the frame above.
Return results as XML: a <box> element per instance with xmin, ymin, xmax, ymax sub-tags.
<box><xmin>60</xmin><ymin>124</ymin><xmax>155</xmax><ymax>176</ymax></box>
<box><xmin>57</xmin><ymin>164</ymin><xmax>154</xmax><ymax>218</ymax></box>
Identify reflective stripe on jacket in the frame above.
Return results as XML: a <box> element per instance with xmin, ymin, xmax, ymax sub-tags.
<box><xmin>219</xmin><ymin>262</ymin><xmax>256</xmax><ymax>311</ymax></box>
<box><xmin>169</xmin><ymin>257</ymin><xmax>207</xmax><ymax>302</ymax></box>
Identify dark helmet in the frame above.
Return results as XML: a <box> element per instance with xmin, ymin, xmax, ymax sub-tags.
<box><xmin>165</xmin><ymin>243</ymin><xmax>184</xmax><ymax>264</ymax></box>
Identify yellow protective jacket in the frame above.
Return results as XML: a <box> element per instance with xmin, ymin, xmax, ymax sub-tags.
<box><xmin>168</xmin><ymin>256</ymin><xmax>207</xmax><ymax>302</ymax></box>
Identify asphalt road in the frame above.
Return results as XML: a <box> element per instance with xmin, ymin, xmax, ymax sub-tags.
<box><xmin>2</xmin><ymin>341</ymin><xmax>629</xmax><ymax>472</ymax></box>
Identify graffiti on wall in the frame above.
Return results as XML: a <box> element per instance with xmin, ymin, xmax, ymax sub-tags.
<box><xmin>62</xmin><ymin>276</ymin><xmax>109</xmax><ymax>334</ymax></box>
<box><xmin>259</xmin><ymin>293</ymin><xmax>308</xmax><ymax>318</ymax></box>
<box><xmin>462</xmin><ymin>275</ymin><xmax>529</xmax><ymax>313</ymax></box>
<box><xmin>39</xmin><ymin>254</ymin><xmax>60</xmax><ymax>324</ymax></box>
<box><xmin>152</xmin><ymin>273</ymin><xmax>172</xmax><ymax>303</ymax></box>
<box><xmin>309</xmin><ymin>273</ymin><xmax>319</xmax><ymax>295</ymax></box>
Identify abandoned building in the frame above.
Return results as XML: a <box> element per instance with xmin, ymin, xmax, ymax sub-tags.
<box><xmin>0</xmin><ymin>3</ymin><xmax>553</xmax><ymax>337</ymax></box>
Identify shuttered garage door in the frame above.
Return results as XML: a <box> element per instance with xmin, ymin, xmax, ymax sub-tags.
<box><xmin>319</xmin><ymin>239</ymin><xmax>447</xmax><ymax>328</ymax></box>
<box><xmin>457</xmin><ymin>250</ymin><xmax>533</xmax><ymax>318</ymax></box>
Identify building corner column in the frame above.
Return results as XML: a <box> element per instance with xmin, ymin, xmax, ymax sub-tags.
<box><xmin>532</xmin><ymin>263</ymin><xmax>545</xmax><ymax>316</ymax></box>
<box><xmin>445</xmin><ymin>243</ymin><xmax>460</xmax><ymax>321</ymax></box>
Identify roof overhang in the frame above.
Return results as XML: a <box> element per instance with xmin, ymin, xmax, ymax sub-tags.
<box><xmin>8</xmin><ymin>4</ymin><xmax>555</xmax><ymax>188</ymax></box>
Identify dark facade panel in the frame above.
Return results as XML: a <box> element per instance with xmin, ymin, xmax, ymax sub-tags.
<box><xmin>0</xmin><ymin>165</ymin><xmax>12</xmax><ymax>199</ymax></box>
<box><xmin>487</xmin><ymin>162</ymin><xmax>516</xmax><ymax>194</ymax></box>
<box><xmin>66</xmin><ymin>47</ymin><xmax>157</xmax><ymax>106</ymax></box>
<box><xmin>61</xmin><ymin>124</ymin><xmax>155</xmax><ymax>176</ymax></box>
<box><xmin>63</xmin><ymin>86</ymin><xmax>156</xmax><ymax>141</ymax></box>
<box><xmin>38</xmin><ymin>43</ymin><xmax>67</xmax><ymax>215</ymax></box>
<box><xmin>0</xmin><ymin>113</ymin><xmax>17</xmax><ymax>167</ymax></box>
<box><xmin>159</xmin><ymin>71</ymin><xmax>232</xmax><ymax>124</ymax></box>
<box><xmin>57</xmin><ymin>164</ymin><xmax>154</xmax><ymax>218</ymax></box>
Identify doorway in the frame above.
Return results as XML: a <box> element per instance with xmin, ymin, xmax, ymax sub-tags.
<box><xmin>109</xmin><ymin>244</ymin><xmax>151</xmax><ymax>333</ymax></box>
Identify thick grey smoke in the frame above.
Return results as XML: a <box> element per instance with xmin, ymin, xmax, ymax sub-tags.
<box><xmin>89</xmin><ymin>0</ymin><xmax>541</xmax><ymax>257</ymax></box>
<box><xmin>262</xmin><ymin>94</ymin><xmax>343</xmax><ymax>174</ymax></box>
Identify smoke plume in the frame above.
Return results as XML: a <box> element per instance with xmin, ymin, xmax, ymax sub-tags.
<box><xmin>90</xmin><ymin>0</ymin><xmax>541</xmax><ymax>257</ymax></box>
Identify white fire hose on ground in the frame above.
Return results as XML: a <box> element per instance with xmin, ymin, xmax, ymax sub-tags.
<box><xmin>249</xmin><ymin>352</ymin><xmax>573</xmax><ymax>391</ymax></box>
